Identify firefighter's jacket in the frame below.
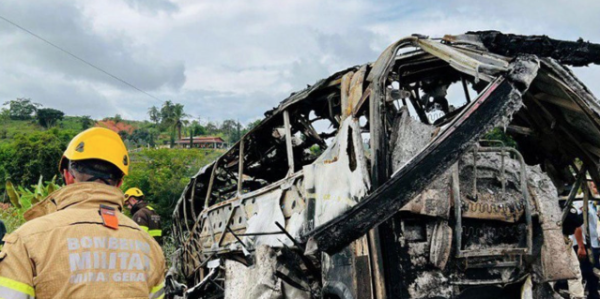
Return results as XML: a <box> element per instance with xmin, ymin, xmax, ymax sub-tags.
<box><xmin>131</xmin><ymin>202</ymin><xmax>162</xmax><ymax>245</ymax></box>
<box><xmin>0</xmin><ymin>182</ymin><xmax>166</xmax><ymax>299</ymax></box>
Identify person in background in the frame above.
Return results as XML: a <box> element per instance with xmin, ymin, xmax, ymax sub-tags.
<box><xmin>124</xmin><ymin>187</ymin><xmax>163</xmax><ymax>245</ymax></box>
<box><xmin>572</xmin><ymin>199</ymin><xmax>600</xmax><ymax>299</ymax></box>
<box><xmin>556</xmin><ymin>204</ymin><xmax>585</xmax><ymax>299</ymax></box>
<box><xmin>587</xmin><ymin>181</ymin><xmax>600</xmax><ymax>269</ymax></box>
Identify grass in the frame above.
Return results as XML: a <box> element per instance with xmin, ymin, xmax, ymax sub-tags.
<box><xmin>0</xmin><ymin>116</ymin><xmax>88</xmax><ymax>145</ymax></box>
<box><xmin>59</xmin><ymin>116</ymin><xmax>86</xmax><ymax>131</ymax></box>
<box><xmin>0</xmin><ymin>119</ymin><xmax>42</xmax><ymax>144</ymax></box>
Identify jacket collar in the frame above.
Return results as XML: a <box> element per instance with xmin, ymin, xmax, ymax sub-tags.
<box><xmin>24</xmin><ymin>182</ymin><xmax>124</xmax><ymax>221</ymax></box>
<box><xmin>131</xmin><ymin>200</ymin><xmax>148</xmax><ymax>215</ymax></box>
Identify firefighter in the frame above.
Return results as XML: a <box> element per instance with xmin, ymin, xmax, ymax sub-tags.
<box><xmin>124</xmin><ymin>188</ymin><xmax>163</xmax><ymax>245</ymax></box>
<box><xmin>0</xmin><ymin>128</ymin><xmax>166</xmax><ymax>299</ymax></box>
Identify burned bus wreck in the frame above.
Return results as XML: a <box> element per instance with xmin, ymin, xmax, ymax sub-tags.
<box><xmin>168</xmin><ymin>31</ymin><xmax>600</xmax><ymax>299</ymax></box>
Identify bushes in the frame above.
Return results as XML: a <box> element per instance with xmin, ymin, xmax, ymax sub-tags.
<box><xmin>0</xmin><ymin>129</ymin><xmax>76</xmax><ymax>193</ymax></box>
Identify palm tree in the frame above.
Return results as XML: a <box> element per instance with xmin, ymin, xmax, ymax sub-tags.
<box><xmin>160</xmin><ymin>101</ymin><xmax>189</xmax><ymax>146</ymax></box>
<box><xmin>172</xmin><ymin>104</ymin><xmax>189</xmax><ymax>141</ymax></box>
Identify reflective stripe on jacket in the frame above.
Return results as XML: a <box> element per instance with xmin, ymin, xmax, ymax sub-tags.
<box><xmin>132</xmin><ymin>202</ymin><xmax>163</xmax><ymax>245</ymax></box>
<box><xmin>0</xmin><ymin>276</ymin><xmax>34</xmax><ymax>299</ymax></box>
<box><xmin>150</xmin><ymin>280</ymin><xmax>165</xmax><ymax>299</ymax></box>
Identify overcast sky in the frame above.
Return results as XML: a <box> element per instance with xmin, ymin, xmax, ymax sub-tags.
<box><xmin>0</xmin><ymin>0</ymin><xmax>599</xmax><ymax>124</ymax></box>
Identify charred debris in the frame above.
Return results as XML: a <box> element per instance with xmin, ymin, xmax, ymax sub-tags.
<box><xmin>168</xmin><ymin>31</ymin><xmax>600</xmax><ymax>299</ymax></box>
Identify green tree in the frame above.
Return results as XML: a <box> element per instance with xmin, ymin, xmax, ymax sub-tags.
<box><xmin>80</xmin><ymin>116</ymin><xmax>94</xmax><ymax>130</ymax></box>
<box><xmin>247</xmin><ymin>119</ymin><xmax>262</xmax><ymax>131</ymax></box>
<box><xmin>130</xmin><ymin>128</ymin><xmax>156</xmax><ymax>147</ymax></box>
<box><xmin>0</xmin><ymin>129</ymin><xmax>77</xmax><ymax>192</ymax></box>
<box><xmin>118</xmin><ymin>130</ymin><xmax>130</xmax><ymax>141</ymax></box>
<box><xmin>184</xmin><ymin>121</ymin><xmax>205</xmax><ymax>148</ymax></box>
<box><xmin>148</xmin><ymin>106</ymin><xmax>161</xmax><ymax>125</ymax></box>
<box><xmin>36</xmin><ymin>108</ymin><xmax>65</xmax><ymax>128</ymax></box>
<box><xmin>220</xmin><ymin>120</ymin><xmax>235</xmax><ymax>134</ymax></box>
<box><xmin>189</xmin><ymin>121</ymin><xmax>205</xmax><ymax>135</ymax></box>
<box><xmin>221</xmin><ymin>119</ymin><xmax>244</xmax><ymax>143</ymax></box>
<box><xmin>160</xmin><ymin>101</ymin><xmax>176</xmax><ymax>146</ymax></box>
<box><xmin>160</xmin><ymin>101</ymin><xmax>175</xmax><ymax>125</ymax></box>
<box><xmin>3</xmin><ymin>98</ymin><xmax>40</xmax><ymax>120</ymax></box>
<box><xmin>204</xmin><ymin>121</ymin><xmax>219</xmax><ymax>135</ymax></box>
<box><xmin>172</xmin><ymin>104</ymin><xmax>188</xmax><ymax>141</ymax></box>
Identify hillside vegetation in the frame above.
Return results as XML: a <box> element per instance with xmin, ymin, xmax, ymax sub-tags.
<box><xmin>0</xmin><ymin>98</ymin><xmax>259</xmax><ymax>234</ymax></box>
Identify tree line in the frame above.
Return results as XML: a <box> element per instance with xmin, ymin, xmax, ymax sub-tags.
<box><xmin>145</xmin><ymin>100</ymin><xmax>261</xmax><ymax>148</ymax></box>
<box><xmin>0</xmin><ymin>97</ymin><xmax>264</xmax><ymax>190</ymax></box>
<box><xmin>1</xmin><ymin>98</ymin><xmax>262</xmax><ymax>149</ymax></box>
<box><xmin>2</xmin><ymin>98</ymin><xmax>93</xmax><ymax>129</ymax></box>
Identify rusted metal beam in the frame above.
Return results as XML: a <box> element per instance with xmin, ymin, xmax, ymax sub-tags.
<box><xmin>409</xmin><ymin>89</ymin><xmax>430</xmax><ymax>125</ymax></box>
<box><xmin>561</xmin><ymin>165</ymin><xmax>587</xmax><ymax>223</ymax></box>
<box><xmin>226</xmin><ymin>226</ymin><xmax>248</xmax><ymax>251</ymax></box>
<box><xmin>237</xmin><ymin>140</ymin><xmax>244</xmax><ymax>195</ymax></box>
<box><xmin>451</xmin><ymin>163</ymin><xmax>462</xmax><ymax>257</ymax></box>
<box><xmin>367</xmin><ymin>229</ymin><xmax>387</xmax><ymax>299</ymax></box>
<box><xmin>190</xmin><ymin>178</ymin><xmax>197</xmax><ymax>222</ymax></box>
<box><xmin>369</xmin><ymin>75</ymin><xmax>387</xmax><ymax>190</ymax></box>
<box><xmin>366</xmin><ymin>54</ymin><xmax>391</xmax><ymax>299</ymax></box>
<box><xmin>275</xmin><ymin>221</ymin><xmax>302</xmax><ymax>249</ymax></box>
<box><xmin>216</xmin><ymin>206</ymin><xmax>236</xmax><ymax>248</ymax></box>
<box><xmin>461</xmin><ymin>76</ymin><xmax>471</xmax><ymax>103</ymax></box>
<box><xmin>204</xmin><ymin>162</ymin><xmax>218</xmax><ymax>209</ymax></box>
<box><xmin>352</xmin><ymin>85</ymin><xmax>371</xmax><ymax>118</ymax></box>
<box><xmin>298</xmin><ymin>116</ymin><xmax>325</xmax><ymax>147</ymax></box>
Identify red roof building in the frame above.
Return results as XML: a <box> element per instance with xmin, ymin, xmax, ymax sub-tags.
<box><xmin>176</xmin><ymin>136</ymin><xmax>227</xmax><ymax>148</ymax></box>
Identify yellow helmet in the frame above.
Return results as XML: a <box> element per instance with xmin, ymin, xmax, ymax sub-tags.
<box><xmin>59</xmin><ymin>127</ymin><xmax>129</xmax><ymax>176</ymax></box>
<box><xmin>124</xmin><ymin>187</ymin><xmax>144</xmax><ymax>200</ymax></box>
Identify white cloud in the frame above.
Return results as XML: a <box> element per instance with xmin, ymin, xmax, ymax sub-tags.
<box><xmin>0</xmin><ymin>0</ymin><xmax>599</xmax><ymax>123</ymax></box>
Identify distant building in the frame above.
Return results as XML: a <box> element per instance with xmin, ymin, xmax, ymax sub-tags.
<box><xmin>176</xmin><ymin>136</ymin><xmax>227</xmax><ymax>149</ymax></box>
